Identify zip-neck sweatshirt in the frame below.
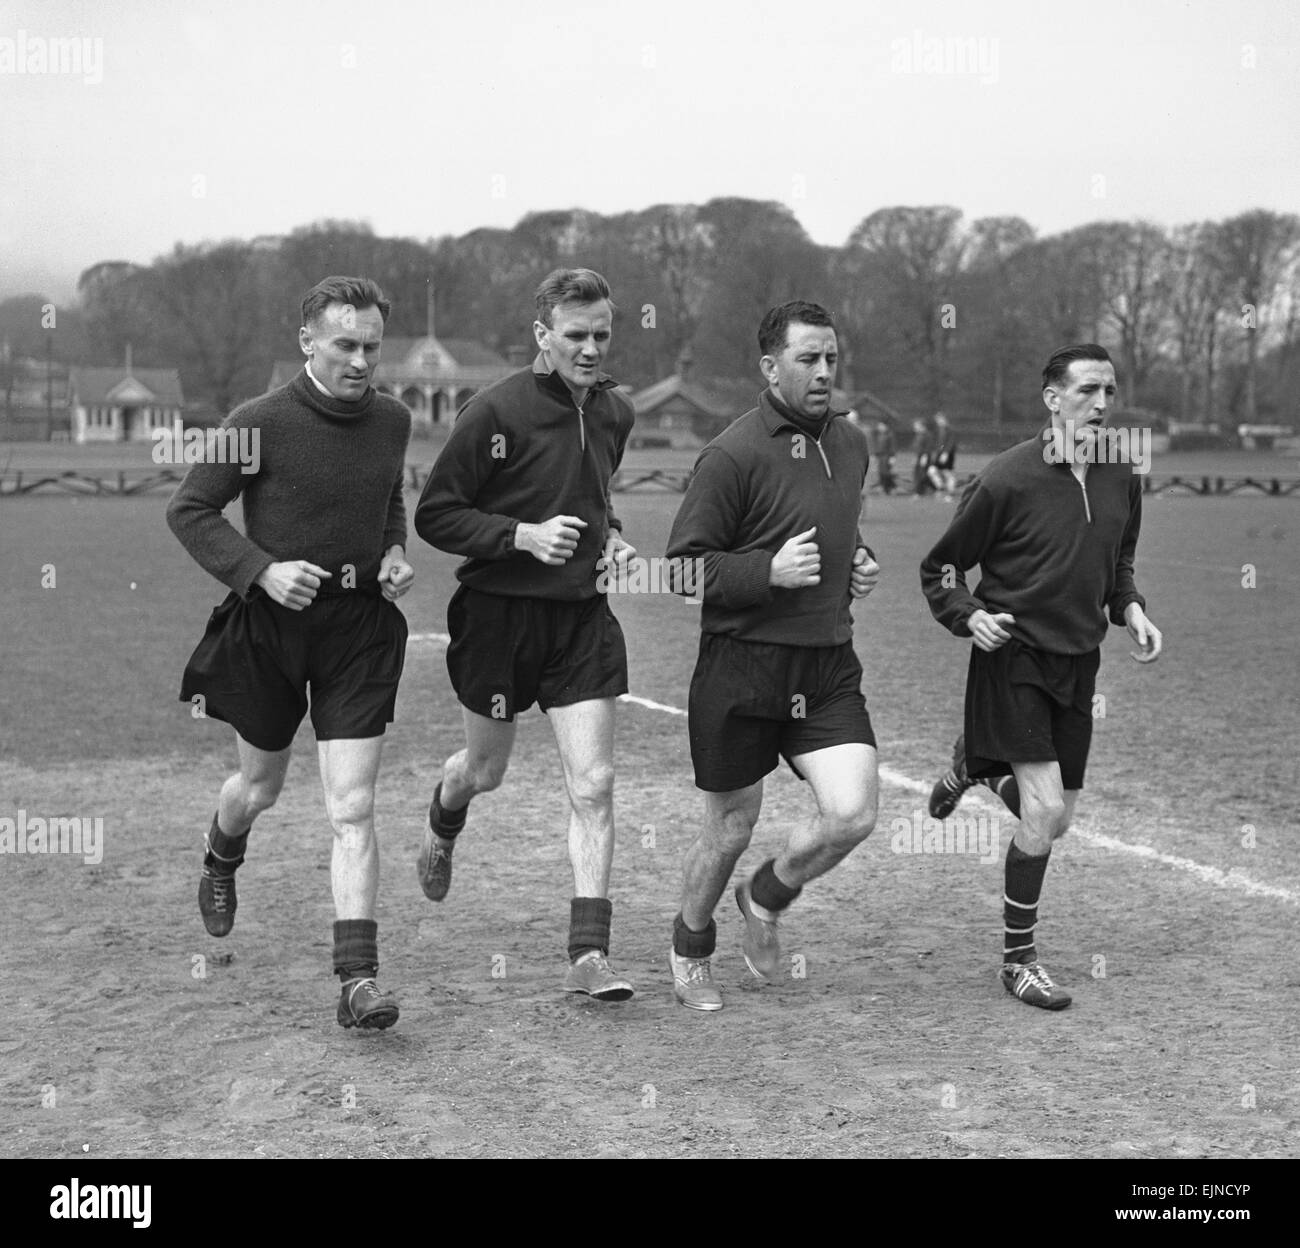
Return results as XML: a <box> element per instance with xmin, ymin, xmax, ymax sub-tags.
<box><xmin>666</xmin><ymin>389</ymin><xmax>871</xmax><ymax>646</ymax></box>
<box><xmin>413</xmin><ymin>354</ymin><xmax>635</xmax><ymax>601</ymax></box>
<box><xmin>919</xmin><ymin>432</ymin><xmax>1145</xmax><ymax>654</ymax></box>
<box><xmin>166</xmin><ymin>369</ymin><xmax>410</xmax><ymax>599</ymax></box>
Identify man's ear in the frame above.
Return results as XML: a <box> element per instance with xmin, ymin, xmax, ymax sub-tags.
<box><xmin>533</xmin><ymin>319</ymin><xmax>549</xmax><ymax>352</ymax></box>
<box><xmin>299</xmin><ymin>325</ymin><xmax>313</xmax><ymax>356</ymax></box>
<box><xmin>759</xmin><ymin>353</ymin><xmax>778</xmax><ymax>387</ymax></box>
<box><xmin>1042</xmin><ymin>386</ymin><xmax>1058</xmax><ymax>414</ymax></box>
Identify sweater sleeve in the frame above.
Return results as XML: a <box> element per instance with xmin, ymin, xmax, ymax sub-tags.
<box><xmin>382</xmin><ymin>405</ymin><xmax>411</xmax><ymax>551</ymax></box>
<box><xmin>919</xmin><ymin>478</ymin><xmax>1000</xmax><ymax>635</ymax></box>
<box><xmin>1107</xmin><ymin>480</ymin><xmax>1146</xmax><ymax>624</ymax></box>
<box><xmin>605</xmin><ymin>402</ymin><xmax>632</xmax><ymax>537</ymax></box>
<box><xmin>383</xmin><ymin>468</ymin><xmax>408</xmax><ymax>552</ymax></box>
<box><xmin>666</xmin><ymin>446</ymin><xmax>774</xmax><ymax>609</ymax></box>
<box><xmin>165</xmin><ymin>410</ymin><xmax>273</xmax><ymax>600</ymax></box>
<box><xmin>413</xmin><ymin>401</ymin><xmax>519</xmax><ymax>558</ymax></box>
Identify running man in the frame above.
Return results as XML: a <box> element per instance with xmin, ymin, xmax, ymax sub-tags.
<box><xmin>665</xmin><ymin>300</ymin><xmax>881</xmax><ymax>1011</ymax></box>
<box><xmin>412</xmin><ymin>267</ymin><xmax>638</xmax><ymax>1002</ymax></box>
<box><xmin>168</xmin><ymin>275</ymin><xmax>414</xmax><ymax>1030</ymax></box>
<box><xmin>920</xmin><ymin>343</ymin><xmax>1162</xmax><ymax>1010</ymax></box>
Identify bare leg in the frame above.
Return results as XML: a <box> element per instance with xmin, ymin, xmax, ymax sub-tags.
<box><xmin>775</xmin><ymin>743</ymin><xmax>878</xmax><ymax>888</ymax></box>
<box><xmin>1010</xmin><ymin>760</ymin><xmax>1077</xmax><ymax>855</ymax></box>
<box><xmin>218</xmin><ymin>733</ymin><xmax>291</xmax><ymax>834</ymax></box>
<box><xmin>680</xmin><ymin>782</ymin><xmax>763</xmax><ymax>931</ymax></box>
<box><xmin>438</xmin><ymin>706</ymin><xmax>517</xmax><ymax>809</ymax></box>
<box><xmin>547</xmin><ymin>698</ymin><xmax>616</xmax><ymax>896</ymax></box>
<box><xmin>318</xmin><ymin>736</ymin><xmax>385</xmax><ymax>920</ymax></box>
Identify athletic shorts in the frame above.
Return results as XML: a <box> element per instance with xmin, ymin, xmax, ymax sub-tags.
<box><xmin>963</xmin><ymin>639</ymin><xmax>1100</xmax><ymax>791</ymax></box>
<box><xmin>179</xmin><ymin>587</ymin><xmax>408</xmax><ymax>752</ymax></box>
<box><xmin>445</xmin><ymin>584</ymin><xmax>628</xmax><ymax>721</ymax></box>
<box><xmin>688</xmin><ymin>633</ymin><xmax>876</xmax><ymax>792</ymax></box>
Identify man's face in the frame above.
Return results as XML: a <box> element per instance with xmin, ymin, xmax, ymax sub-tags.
<box><xmin>535</xmin><ymin>299</ymin><xmax>612</xmax><ymax>395</ymax></box>
<box><xmin>762</xmin><ymin>322</ymin><xmax>837</xmax><ymax>420</ymax></box>
<box><xmin>299</xmin><ymin>302</ymin><xmax>385</xmax><ymax>400</ymax></box>
<box><xmin>1044</xmin><ymin>358</ymin><xmax>1117</xmax><ymax>456</ymax></box>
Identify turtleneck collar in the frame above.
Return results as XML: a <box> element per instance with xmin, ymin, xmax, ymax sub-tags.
<box><xmin>289</xmin><ymin>367</ymin><xmax>375</xmax><ymax>421</ymax></box>
<box><xmin>763</xmin><ymin>387</ymin><xmax>832</xmax><ymax>439</ymax></box>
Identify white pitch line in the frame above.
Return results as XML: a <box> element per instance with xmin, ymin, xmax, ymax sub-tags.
<box><xmin>406</xmin><ymin>631</ymin><xmax>1299</xmax><ymax>907</ymax></box>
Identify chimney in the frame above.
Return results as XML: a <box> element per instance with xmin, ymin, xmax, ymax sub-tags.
<box><xmin>676</xmin><ymin>346</ymin><xmax>693</xmax><ymax>382</ymax></box>
<box><xmin>426</xmin><ymin>280</ymin><xmax>436</xmax><ymax>340</ymax></box>
<box><xmin>125</xmin><ymin>342</ymin><xmax>132</xmax><ymax>376</ymax></box>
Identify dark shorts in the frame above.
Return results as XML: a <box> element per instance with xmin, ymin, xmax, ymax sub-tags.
<box><xmin>688</xmin><ymin>633</ymin><xmax>876</xmax><ymax>792</ymax></box>
<box><xmin>964</xmin><ymin>640</ymin><xmax>1100</xmax><ymax>791</ymax></box>
<box><xmin>179</xmin><ymin>588</ymin><xmax>408</xmax><ymax>752</ymax></box>
<box><xmin>445</xmin><ymin>584</ymin><xmax>628</xmax><ymax>722</ymax></box>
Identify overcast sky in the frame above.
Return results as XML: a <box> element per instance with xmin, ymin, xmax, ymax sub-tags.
<box><xmin>1</xmin><ymin>0</ymin><xmax>1297</xmax><ymax>299</ymax></box>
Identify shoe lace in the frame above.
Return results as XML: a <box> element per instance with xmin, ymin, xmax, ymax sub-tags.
<box><xmin>206</xmin><ymin>872</ymin><xmax>234</xmax><ymax>913</ymax></box>
<box><xmin>1020</xmin><ymin>963</ymin><xmax>1054</xmax><ymax>991</ymax></box>
<box><xmin>682</xmin><ymin>957</ymin><xmax>712</xmax><ymax>984</ymax></box>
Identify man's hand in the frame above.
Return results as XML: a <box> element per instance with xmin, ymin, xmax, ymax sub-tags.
<box><xmin>516</xmin><ymin>515</ymin><xmax>588</xmax><ymax>565</ymax></box>
<box><xmin>850</xmin><ymin>546</ymin><xmax>880</xmax><ymax>598</ymax></box>
<box><xmin>596</xmin><ymin>531</ymin><xmax>636</xmax><ymax>573</ymax></box>
<box><xmin>770</xmin><ymin>526</ymin><xmax>820</xmax><ymax>588</ymax></box>
<box><xmin>1125</xmin><ymin>602</ymin><xmax>1162</xmax><ymax>663</ymax></box>
<box><xmin>256</xmin><ymin>560</ymin><xmax>331</xmax><ymax>610</ymax></box>
<box><xmin>379</xmin><ymin>547</ymin><xmax>414</xmax><ymax>601</ymax></box>
<box><xmin>967</xmin><ymin>608</ymin><xmax>1016</xmax><ymax>652</ymax></box>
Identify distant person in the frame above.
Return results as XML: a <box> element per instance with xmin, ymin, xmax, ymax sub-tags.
<box><xmin>664</xmin><ymin>300</ymin><xmax>881</xmax><ymax>1011</ymax></box>
<box><xmin>910</xmin><ymin>416</ymin><xmax>935</xmax><ymax>496</ymax></box>
<box><xmin>927</xmin><ymin>411</ymin><xmax>958</xmax><ymax>499</ymax></box>
<box><xmin>412</xmin><ymin>267</ymin><xmax>639</xmax><ymax>1002</ymax></box>
<box><xmin>920</xmin><ymin>343</ymin><xmax>1162</xmax><ymax>1011</ymax></box>
<box><xmin>168</xmin><ymin>275</ymin><xmax>414</xmax><ymax>1030</ymax></box>
<box><xmin>872</xmin><ymin>417</ymin><xmax>898</xmax><ymax>494</ymax></box>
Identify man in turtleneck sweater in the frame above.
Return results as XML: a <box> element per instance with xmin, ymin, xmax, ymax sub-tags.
<box><xmin>167</xmin><ymin>275</ymin><xmax>413</xmax><ymax>1030</ymax></box>
<box><xmin>663</xmin><ymin>300</ymin><xmax>882</xmax><ymax>1011</ymax></box>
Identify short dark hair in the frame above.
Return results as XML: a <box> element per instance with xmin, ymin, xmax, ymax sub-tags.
<box><xmin>758</xmin><ymin>301</ymin><xmax>836</xmax><ymax>356</ymax></box>
<box><xmin>1042</xmin><ymin>343</ymin><xmax>1112</xmax><ymax>391</ymax></box>
<box><xmin>302</xmin><ymin>275</ymin><xmax>391</xmax><ymax>328</ymax></box>
<box><xmin>535</xmin><ymin>267</ymin><xmax>614</xmax><ymax>327</ymax></box>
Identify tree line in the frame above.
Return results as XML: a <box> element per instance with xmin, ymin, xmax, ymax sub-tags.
<box><xmin>3</xmin><ymin>201</ymin><xmax>1297</xmax><ymax>429</ymax></box>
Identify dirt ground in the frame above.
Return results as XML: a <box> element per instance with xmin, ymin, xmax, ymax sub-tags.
<box><xmin>1</xmin><ymin>483</ymin><xmax>1297</xmax><ymax>1159</ymax></box>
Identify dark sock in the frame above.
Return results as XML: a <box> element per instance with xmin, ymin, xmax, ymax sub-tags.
<box><xmin>1003</xmin><ymin>843</ymin><xmax>1051</xmax><ymax>964</ymax></box>
<box><xmin>750</xmin><ymin>858</ymin><xmax>801</xmax><ymax>913</ymax></box>
<box><xmin>673</xmin><ymin>913</ymin><xmax>717</xmax><ymax>959</ymax></box>
<box><xmin>205</xmin><ymin>812</ymin><xmax>248</xmax><ymax>873</ymax></box>
<box><xmin>983</xmin><ymin>775</ymin><xmax>1021</xmax><ymax>818</ymax></box>
<box><xmin>431</xmin><ymin>783</ymin><xmax>468</xmax><ymax>839</ymax></box>
<box><xmin>333</xmin><ymin>918</ymin><xmax>379</xmax><ymax>982</ymax></box>
<box><xmin>568</xmin><ymin>897</ymin><xmax>612</xmax><ymax>962</ymax></box>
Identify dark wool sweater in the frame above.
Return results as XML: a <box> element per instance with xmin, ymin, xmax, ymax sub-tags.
<box><xmin>666</xmin><ymin>390</ymin><xmax>872</xmax><ymax>647</ymax></box>
<box><xmin>166</xmin><ymin>369</ymin><xmax>410</xmax><ymax>598</ymax></box>
<box><xmin>919</xmin><ymin>432</ymin><xmax>1145</xmax><ymax>655</ymax></box>
<box><xmin>413</xmin><ymin>355</ymin><xmax>635</xmax><ymax>601</ymax></box>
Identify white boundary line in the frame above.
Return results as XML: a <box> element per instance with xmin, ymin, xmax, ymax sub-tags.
<box><xmin>407</xmin><ymin>631</ymin><xmax>1299</xmax><ymax>907</ymax></box>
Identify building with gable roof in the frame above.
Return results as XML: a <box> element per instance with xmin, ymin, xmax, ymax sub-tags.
<box><xmin>69</xmin><ymin>350</ymin><xmax>185</xmax><ymax>442</ymax></box>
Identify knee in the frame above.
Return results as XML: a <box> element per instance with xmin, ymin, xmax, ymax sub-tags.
<box><xmin>325</xmin><ymin>785</ymin><xmax>375</xmax><ymax>834</ymax></box>
<box><xmin>464</xmin><ymin>754</ymin><xmax>509</xmax><ymax>794</ymax></box>
<box><xmin>823</xmin><ymin>802</ymin><xmax>877</xmax><ymax>852</ymax></box>
<box><xmin>567</xmin><ymin>761</ymin><xmax>615</xmax><ymax>811</ymax></box>
<box><xmin>707</xmin><ymin>807</ymin><xmax>758</xmax><ymax>857</ymax></box>
<box><xmin>241</xmin><ymin>774</ymin><xmax>283</xmax><ymax>818</ymax></box>
<box><xmin>1026</xmin><ymin>795</ymin><xmax>1069</xmax><ymax>841</ymax></box>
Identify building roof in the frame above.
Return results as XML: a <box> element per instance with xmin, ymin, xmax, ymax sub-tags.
<box><xmin>378</xmin><ymin>335</ymin><xmax>509</xmax><ymax>371</ymax></box>
<box><xmin>69</xmin><ymin>367</ymin><xmax>184</xmax><ymax>406</ymax></box>
<box><xmin>631</xmin><ymin>374</ymin><xmax>759</xmax><ymax>421</ymax></box>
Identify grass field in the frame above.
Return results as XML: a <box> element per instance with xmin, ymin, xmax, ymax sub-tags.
<box><xmin>1</xmin><ymin>468</ymin><xmax>1297</xmax><ymax>1159</ymax></box>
